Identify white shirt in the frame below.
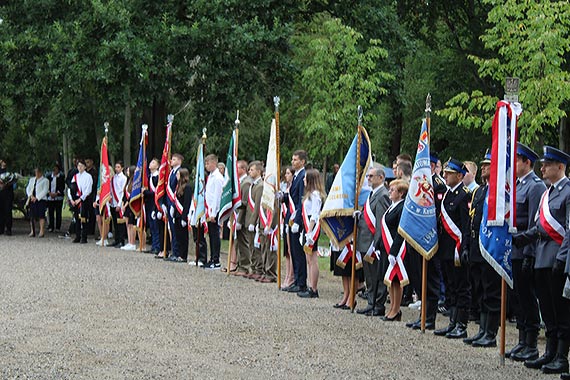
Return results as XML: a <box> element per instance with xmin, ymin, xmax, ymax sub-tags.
<box><xmin>26</xmin><ymin>176</ymin><xmax>49</xmax><ymax>201</ymax></box>
<box><xmin>303</xmin><ymin>190</ymin><xmax>322</xmax><ymax>222</ymax></box>
<box><xmin>111</xmin><ymin>172</ymin><xmax>127</xmax><ymax>206</ymax></box>
<box><xmin>206</xmin><ymin>168</ymin><xmax>224</xmax><ymax>217</ymax></box>
<box><xmin>69</xmin><ymin>171</ymin><xmax>93</xmax><ymax>201</ymax></box>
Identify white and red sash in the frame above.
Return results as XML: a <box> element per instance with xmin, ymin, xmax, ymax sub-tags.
<box><xmin>248</xmin><ymin>185</ymin><xmax>255</xmax><ymax>212</ymax></box>
<box><xmin>260</xmin><ymin>206</ymin><xmax>272</xmax><ymax>229</ymax></box>
<box><xmin>381</xmin><ymin>208</ymin><xmax>408</xmax><ymax>286</ymax></box>
<box><xmin>301</xmin><ymin>201</ymin><xmax>321</xmax><ymax>252</ymax></box>
<box><xmin>440</xmin><ymin>190</ymin><xmax>462</xmax><ymax>265</ymax></box>
<box><xmin>172</xmin><ymin>188</ymin><xmax>183</xmax><ymax>215</ymax></box>
<box><xmin>111</xmin><ymin>176</ymin><xmax>120</xmax><ymax>205</ymax></box>
<box><xmin>73</xmin><ymin>174</ymin><xmax>82</xmax><ymax>204</ymax></box>
<box><xmin>539</xmin><ymin>188</ymin><xmax>565</xmax><ymax>245</ymax></box>
<box><xmin>270</xmin><ymin>227</ymin><xmax>278</xmax><ymax>252</ymax></box>
<box><xmin>362</xmin><ymin>195</ymin><xmax>378</xmax><ymax>262</ymax></box>
<box><xmin>288</xmin><ymin>193</ymin><xmax>296</xmax><ymax>226</ymax></box>
<box><xmin>336</xmin><ymin>243</ymin><xmax>363</xmax><ymax>269</ymax></box>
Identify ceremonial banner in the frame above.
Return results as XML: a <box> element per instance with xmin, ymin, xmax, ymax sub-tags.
<box><xmin>398</xmin><ymin>119</ymin><xmax>439</xmax><ymax>259</ymax></box>
<box><xmin>129</xmin><ymin>126</ymin><xmax>148</xmax><ymax>216</ymax></box>
<box><xmin>261</xmin><ymin>119</ymin><xmax>278</xmax><ymax>225</ymax></box>
<box><xmin>98</xmin><ymin>136</ymin><xmax>112</xmax><ymax>219</ymax></box>
<box><xmin>155</xmin><ymin>121</ymin><xmax>172</xmax><ymax>210</ymax></box>
<box><xmin>218</xmin><ymin>130</ymin><xmax>241</xmax><ymax>225</ymax></box>
<box><xmin>189</xmin><ymin>142</ymin><xmax>206</xmax><ymax>227</ymax></box>
<box><xmin>320</xmin><ymin>127</ymin><xmax>371</xmax><ymax>248</ymax></box>
<box><xmin>480</xmin><ymin>101</ymin><xmax>522</xmax><ymax>288</ymax></box>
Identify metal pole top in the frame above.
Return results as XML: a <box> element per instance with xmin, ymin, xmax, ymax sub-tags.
<box><xmin>104</xmin><ymin>121</ymin><xmax>109</xmax><ymax>134</ymax></box>
<box><xmin>167</xmin><ymin>114</ymin><xmax>174</xmax><ymax>123</ymax></box>
<box><xmin>357</xmin><ymin>105</ymin><xmax>363</xmax><ymax>125</ymax></box>
<box><xmin>234</xmin><ymin>110</ymin><xmax>240</xmax><ymax>129</ymax></box>
<box><xmin>273</xmin><ymin>96</ymin><xmax>280</xmax><ymax>112</ymax></box>
<box><xmin>425</xmin><ymin>93</ymin><xmax>432</xmax><ymax>113</ymax></box>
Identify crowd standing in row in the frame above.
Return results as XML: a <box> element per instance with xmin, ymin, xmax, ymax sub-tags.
<box><xmin>2</xmin><ymin>142</ymin><xmax>570</xmax><ymax>379</ymax></box>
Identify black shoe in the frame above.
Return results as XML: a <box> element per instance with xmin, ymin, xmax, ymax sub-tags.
<box><xmin>513</xmin><ymin>331</ymin><xmax>539</xmax><ymax>362</ymax></box>
<box><xmin>110</xmin><ymin>241</ymin><xmax>121</xmax><ymax>247</ymax></box>
<box><xmin>72</xmin><ymin>237</ymin><xmax>81</xmax><ymax>243</ymax></box>
<box><xmin>206</xmin><ymin>261</ymin><xmax>221</xmax><ymax>270</ymax></box>
<box><xmin>281</xmin><ymin>284</ymin><xmax>296</xmax><ymax>292</ymax></box>
<box><xmin>167</xmin><ymin>256</ymin><xmax>186</xmax><ymax>263</ymax></box>
<box><xmin>381</xmin><ymin>311</ymin><xmax>402</xmax><ymax>321</ymax></box>
<box><xmin>114</xmin><ymin>242</ymin><xmax>125</xmax><ymax>249</ymax></box>
<box><xmin>298</xmin><ymin>288</ymin><xmax>319</xmax><ymax>298</ymax></box>
<box><xmin>446</xmin><ymin>322</ymin><xmax>468</xmax><ymax>339</ymax></box>
<box><xmin>356</xmin><ymin>305</ymin><xmax>374</xmax><ymax>315</ymax></box>
<box><xmin>542</xmin><ymin>340</ymin><xmax>570</xmax><ymax>374</ymax></box>
<box><xmin>525</xmin><ymin>337</ymin><xmax>557</xmax><ymax>369</ymax></box>
<box><xmin>506</xmin><ymin>330</ymin><xmax>527</xmax><ymax>358</ymax></box>
<box><xmin>406</xmin><ymin>319</ymin><xmax>420</xmax><ymax>328</ymax></box>
<box><xmin>80</xmin><ymin>239</ymin><xmax>88</xmax><ymax>244</ymax></box>
<box><xmin>561</xmin><ymin>373</ymin><xmax>570</xmax><ymax>380</ymax></box>
<box><xmin>367</xmin><ymin>308</ymin><xmax>385</xmax><ymax>317</ymax></box>
<box><xmin>287</xmin><ymin>285</ymin><xmax>305</xmax><ymax>293</ymax></box>
<box><xmin>48</xmin><ymin>228</ymin><xmax>54</xmax><ymax>233</ymax></box>
<box><xmin>434</xmin><ymin>323</ymin><xmax>455</xmax><ymax>336</ymax></box>
<box><xmin>411</xmin><ymin>321</ymin><xmax>435</xmax><ymax>330</ymax></box>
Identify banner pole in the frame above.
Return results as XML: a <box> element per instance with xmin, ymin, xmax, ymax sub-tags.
<box><xmin>274</xmin><ymin>96</ymin><xmax>282</xmax><ymax>289</ymax></box>
<box><xmin>350</xmin><ymin>106</ymin><xmax>364</xmax><ymax>312</ymax></box>
<box><xmin>421</xmin><ymin>94</ymin><xmax>432</xmax><ymax>332</ymax></box>
<box><xmin>162</xmin><ymin>115</ymin><xmax>174</xmax><ymax>258</ymax></box>
<box><xmin>196</xmin><ymin>128</ymin><xmax>207</xmax><ymax>265</ymax></box>
<box><xmin>500</xmin><ymin>278</ymin><xmax>506</xmax><ymax>365</ymax></box>
<box><xmin>226</xmin><ymin>112</ymin><xmax>239</xmax><ymax>275</ymax></box>
<box><xmin>139</xmin><ymin>124</ymin><xmax>148</xmax><ymax>253</ymax></box>
<box><xmin>101</xmin><ymin>122</ymin><xmax>110</xmax><ymax>247</ymax></box>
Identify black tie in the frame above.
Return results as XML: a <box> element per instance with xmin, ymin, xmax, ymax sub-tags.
<box><xmin>32</xmin><ymin>179</ymin><xmax>37</xmax><ymax>197</ymax></box>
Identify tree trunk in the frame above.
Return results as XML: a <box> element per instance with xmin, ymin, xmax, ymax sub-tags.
<box><xmin>62</xmin><ymin>133</ymin><xmax>69</xmax><ymax>175</ymax></box>
<box><xmin>390</xmin><ymin>106</ymin><xmax>404</xmax><ymax>159</ymax></box>
<box><xmin>123</xmin><ymin>101</ymin><xmax>132</xmax><ymax>167</ymax></box>
<box><xmin>559</xmin><ymin>116</ymin><xmax>568</xmax><ymax>152</ymax></box>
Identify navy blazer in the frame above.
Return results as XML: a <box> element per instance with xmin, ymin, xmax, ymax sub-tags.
<box><xmin>287</xmin><ymin>167</ymin><xmax>305</xmax><ymax>228</ymax></box>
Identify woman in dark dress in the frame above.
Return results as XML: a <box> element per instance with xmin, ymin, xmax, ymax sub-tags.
<box><xmin>378</xmin><ymin>179</ymin><xmax>409</xmax><ymax>321</ymax></box>
<box><xmin>331</xmin><ymin>244</ymin><xmax>365</xmax><ymax>310</ymax></box>
<box><xmin>171</xmin><ymin>168</ymin><xmax>192</xmax><ymax>262</ymax></box>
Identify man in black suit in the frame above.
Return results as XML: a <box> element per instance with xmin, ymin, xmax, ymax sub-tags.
<box><xmin>433</xmin><ymin>158</ymin><xmax>471</xmax><ymax>339</ymax></box>
<box><xmin>285</xmin><ymin>150</ymin><xmax>307</xmax><ymax>293</ymax></box>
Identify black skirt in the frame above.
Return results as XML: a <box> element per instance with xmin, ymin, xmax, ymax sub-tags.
<box><xmin>330</xmin><ymin>248</ymin><xmax>364</xmax><ymax>280</ymax></box>
<box><xmin>30</xmin><ymin>200</ymin><xmax>47</xmax><ymax>219</ymax></box>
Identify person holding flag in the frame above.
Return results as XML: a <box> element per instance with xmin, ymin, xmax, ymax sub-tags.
<box><xmin>203</xmin><ymin>154</ymin><xmax>224</xmax><ymax>269</ymax></box>
<box><xmin>514</xmin><ymin>146</ymin><xmax>570</xmax><ymax>374</ymax></box>
<box><xmin>69</xmin><ymin>160</ymin><xmax>93</xmax><ymax>244</ymax></box>
<box><xmin>165</xmin><ymin>153</ymin><xmax>183</xmax><ymax>261</ymax></box>
<box><xmin>234</xmin><ymin>160</ymin><xmax>253</xmax><ymax>276</ymax></box>
<box><xmin>434</xmin><ymin>158</ymin><xmax>471</xmax><ymax>339</ymax></box>
<box><xmin>508</xmin><ymin>143</ymin><xmax>544</xmax><ymax>361</ymax></box>
<box><xmin>144</xmin><ymin>158</ymin><xmax>162</xmax><ymax>255</ymax></box>
<box><xmin>245</xmin><ymin>161</ymin><xmax>264</xmax><ymax>279</ymax></box>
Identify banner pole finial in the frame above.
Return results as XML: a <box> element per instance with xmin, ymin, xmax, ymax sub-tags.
<box><xmin>425</xmin><ymin>93</ymin><xmax>432</xmax><ymax>114</ymax></box>
<box><xmin>234</xmin><ymin>110</ymin><xmax>240</xmax><ymax>130</ymax></box>
<box><xmin>167</xmin><ymin>114</ymin><xmax>174</xmax><ymax>124</ymax></box>
<box><xmin>273</xmin><ymin>96</ymin><xmax>280</xmax><ymax>113</ymax></box>
<box><xmin>357</xmin><ymin>105</ymin><xmax>363</xmax><ymax>126</ymax></box>
<box><xmin>104</xmin><ymin>121</ymin><xmax>109</xmax><ymax>135</ymax></box>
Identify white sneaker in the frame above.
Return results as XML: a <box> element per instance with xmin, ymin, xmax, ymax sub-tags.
<box><xmin>102</xmin><ymin>239</ymin><xmax>109</xmax><ymax>247</ymax></box>
<box><xmin>120</xmin><ymin>243</ymin><xmax>134</xmax><ymax>251</ymax></box>
<box><xmin>96</xmin><ymin>239</ymin><xmax>103</xmax><ymax>246</ymax></box>
<box><xmin>408</xmin><ymin>300</ymin><xmax>422</xmax><ymax>309</ymax></box>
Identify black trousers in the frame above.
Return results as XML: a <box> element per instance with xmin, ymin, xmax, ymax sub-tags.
<box><xmin>74</xmin><ymin>201</ymin><xmax>90</xmax><ymax>241</ymax></box>
<box><xmin>469</xmin><ymin>261</ymin><xmax>482</xmax><ymax>315</ymax></box>
<box><xmin>470</xmin><ymin>261</ymin><xmax>501</xmax><ymax>313</ymax></box>
<box><xmin>207</xmin><ymin>220</ymin><xmax>221</xmax><ymax>263</ymax></box>
<box><xmin>0</xmin><ymin>188</ymin><xmax>14</xmax><ymax>234</ymax></box>
<box><xmin>110</xmin><ymin>207</ymin><xmax>126</xmax><ymax>244</ymax></box>
<box><xmin>192</xmin><ymin>225</ymin><xmax>208</xmax><ymax>263</ymax></box>
<box><xmin>423</xmin><ymin>255</ymin><xmax>442</xmax><ymax>322</ymax></box>
<box><xmin>289</xmin><ymin>230</ymin><xmax>307</xmax><ymax>287</ymax></box>
<box><xmin>405</xmin><ymin>247</ymin><xmax>423</xmax><ymax>300</ymax></box>
<box><xmin>174</xmin><ymin>219</ymin><xmax>189</xmax><ymax>261</ymax></box>
<box><xmin>512</xmin><ymin>259</ymin><xmax>540</xmax><ymax>334</ymax></box>
<box><xmin>363</xmin><ymin>254</ymin><xmax>388</xmax><ymax>311</ymax></box>
<box><xmin>535</xmin><ymin>268</ymin><xmax>570</xmax><ymax>340</ymax></box>
<box><xmin>441</xmin><ymin>259</ymin><xmax>471</xmax><ymax>310</ymax></box>
<box><xmin>47</xmin><ymin>200</ymin><xmax>63</xmax><ymax>230</ymax></box>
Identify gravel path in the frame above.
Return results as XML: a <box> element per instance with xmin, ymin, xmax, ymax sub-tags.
<box><xmin>0</xmin><ymin>220</ymin><xmax>553</xmax><ymax>379</ymax></box>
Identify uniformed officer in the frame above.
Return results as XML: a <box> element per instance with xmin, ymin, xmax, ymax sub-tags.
<box><xmin>434</xmin><ymin>158</ymin><xmax>471</xmax><ymax>339</ymax></box>
<box><xmin>515</xmin><ymin>146</ymin><xmax>570</xmax><ymax>374</ymax></box>
<box><xmin>234</xmin><ymin>160</ymin><xmax>253</xmax><ymax>276</ymax></box>
<box><xmin>244</xmin><ymin>161</ymin><xmax>264</xmax><ymax>280</ymax></box>
<box><xmin>407</xmin><ymin>154</ymin><xmax>447</xmax><ymax>330</ymax></box>
<box><xmin>463</xmin><ymin>150</ymin><xmax>501</xmax><ymax>347</ymax></box>
<box><xmin>509</xmin><ymin>143</ymin><xmax>544</xmax><ymax>361</ymax></box>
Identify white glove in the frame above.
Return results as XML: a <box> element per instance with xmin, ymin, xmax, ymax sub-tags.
<box><xmin>169</xmin><ymin>206</ymin><xmax>175</xmax><ymax>219</ymax></box>
<box><xmin>151</xmin><ymin>211</ymin><xmax>156</xmax><ymax>220</ymax></box>
<box><xmin>235</xmin><ymin>222</ymin><xmax>242</xmax><ymax>231</ymax></box>
<box><xmin>388</xmin><ymin>255</ymin><xmax>397</xmax><ymax>266</ymax></box>
<box><xmin>306</xmin><ymin>237</ymin><xmax>314</xmax><ymax>246</ymax></box>
<box><xmin>161</xmin><ymin>204</ymin><xmax>167</xmax><ymax>216</ymax></box>
<box><xmin>181</xmin><ymin>220</ymin><xmax>187</xmax><ymax>228</ymax></box>
<box><xmin>353</xmin><ymin>210</ymin><xmax>361</xmax><ymax>220</ymax></box>
<box><xmin>264</xmin><ymin>226</ymin><xmax>272</xmax><ymax>235</ymax></box>
<box><xmin>157</xmin><ymin>212</ymin><xmax>163</xmax><ymax>220</ymax></box>
<box><xmin>291</xmin><ymin>223</ymin><xmax>300</xmax><ymax>233</ymax></box>
<box><xmin>276</xmin><ymin>191</ymin><xmax>284</xmax><ymax>200</ymax></box>
<box><xmin>248</xmin><ymin>224</ymin><xmax>255</xmax><ymax>232</ymax></box>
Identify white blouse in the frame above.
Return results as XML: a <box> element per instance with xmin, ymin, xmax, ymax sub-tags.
<box><xmin>303</xmin><ymin>190</ymin><xmax>322</xmax><ymax>222</ymax></box>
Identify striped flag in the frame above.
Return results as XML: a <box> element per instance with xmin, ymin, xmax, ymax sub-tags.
<box><xmin>261</xmin><ymin>119</ymin><xmax>278</xmax><ymax>228</ymax></box>
<box><xmin>218</xmin><ymin>129</ymin><xmax>241</xmax><ymax>225</ymax></box>
<box><xmin>479</xmin><ymin>100</ymin><xmax>522</xmax><ymax>288</ymax></box>
<box><xmin>398</xmin><ymin>119</ymin><xmax>439</xmax><ymax>259</ymax></box>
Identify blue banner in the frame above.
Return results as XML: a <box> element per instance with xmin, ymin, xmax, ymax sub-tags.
<box><xmin>320</xmin><ymin>126</ymin><xmax>371</xmax><ymax>248</ymax></box>
<box><xmin>398</xmin><ymin>119</ymin><xmax>439</xmax><ymax>259</ymax></box>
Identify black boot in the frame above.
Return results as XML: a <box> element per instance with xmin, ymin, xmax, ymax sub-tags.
<box><xmin>543</xmin><ymin>339</ymin><xmax>570</xmax><ymax>374</ymax></box>
<box><xmin>472</xmin><ymin>312</ymin><xmax>498</xmax><ymax>347</ymax></box>
<box><xmin>464</xmin><ymin>312</ymin><xmax>487</xmax><ymax>345</ymax></box>
<box><xmin>434</xmin><ymin>306</ymin><xmax>456</xmax><ymax>336</ymax></box>
<box><xmin>525</xmin><ymin>336</ymin><xmax>557</xmax><ymax>369</ymax></box>
<box><xmin>446</xmin><ymin>308</ymin><xmax>468</xmax><ymax>339</ymax></box>
<box><xmin>506</xmin><ymin>329</ymin><xmax>526</xmax><ymax>358</ymax></box>
<box><xmin>411</xmin><ymin>299</ymin><xmax>437</xmax><ymax>330</ymax></box>
<box><xmin>513</xmin><ymin>330</ymin><xmax>539</xmax><ymax>361</ymax></box>
<box><xmin>561</xmin><ymin>373</ymin><xmax>570</xmax><ymax>380</ymax></box>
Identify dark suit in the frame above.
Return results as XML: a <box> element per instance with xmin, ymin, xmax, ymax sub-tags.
<box><xmin>535</xmin><ymin>177</ymin><xmax>570</xmax><ymax>341</ymax></box>
<box><xmin>288</xmin><ymin>167</ymin><xmax>306</xmax><ymax>288</ymax></box>
<box><xmin>46</xmin><ymin>172</ymin><xmax>65</xmax><ymax>230</ymax></box>
<box><xmin>174</xmin><ymin>184</ymin><xmax>192</xmax><ymax>261</ymax></box>
<box><xmin>513</xmin><ymin>172</ymin><xmax>544</xmax><ymax>336</ymax></box>
<box><xmin>357</xmin><ymin>186</ymin><xmax>390</xmax><ymax>310</ymax></box>
<box><xmin>166</xmin><ymin>167</ymin><xmax>179</xmax><ymax>257</ymax></box>
<box><xmin>440</xmin><ymin>183</ymin><xmax>471</xmax><ymax>323</ymax></box>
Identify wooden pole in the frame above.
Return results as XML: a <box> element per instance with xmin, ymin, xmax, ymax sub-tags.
<box><xmin>139</xmin><ymin>124</ymin><xmax>148</xmax><ymax>253</ymax></box>
<box><xmin>162</xmin><ymin>115</ymin><xmax>174</xmax><ymax>258</ymax></box>
<box><xmin>101</xmin><ymin>123</ymin><xmax>110</xmax><ymax>247</ymax></box>
<box><xmin>350</xmin><ymin>106</ymin><xmax>364</xmax><ymax>312</ymax></box>
<box><xmin>226</xmin><ymin>112</ymin><xmax>240</xmax><ymax>275</ymax></box>
<box><xmin>500</xmin><ymin>278</ymin><xmax>506</xmax><ymax>365</ymax></box>
<box><xmin>274</xmin><ymin>96</ymin><xmax>282</xmax><ymax>289</ymax></box>
<box><xmin>421</xmin><ymin>93</ymin><xmax>432</xmax><ymax>332</ymax></box>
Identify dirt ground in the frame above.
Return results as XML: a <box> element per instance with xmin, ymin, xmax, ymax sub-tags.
<box><xmin>0</xmin><ymin>219</ymin><xmax>555</xmax><ymax>379</ymax></box>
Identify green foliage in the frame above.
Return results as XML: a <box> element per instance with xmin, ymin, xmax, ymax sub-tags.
<box><xmin>439</xmin><ymin>0</ymin><xmax>570</xmax><ymax>147</ymax></box>
<box><xmin>287</xmin><ymin>13</ymin><xmax>393</xmax><ymax>169</ymax></box>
